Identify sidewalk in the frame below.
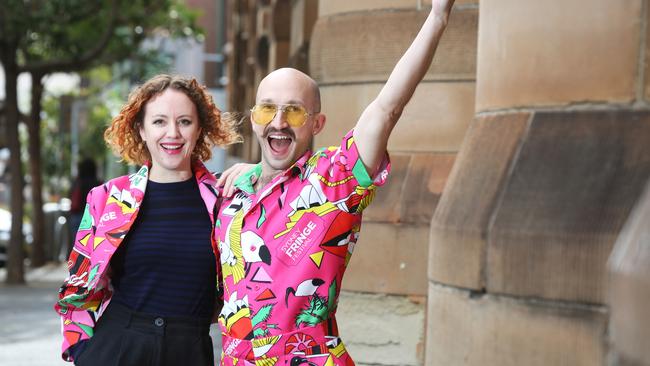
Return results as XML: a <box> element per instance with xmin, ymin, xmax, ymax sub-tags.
<box><xmin>0</xmin><ymin>263</ymin><xmax>223</xmax><ymax>365</ymax></box>
<box><xmin>0</xmin><ymin>261</ymin><xmax>69</xmax><ymax>285</ymax></box>
<box><xmin>0</xmin><ymin>262</ymin><xmax>69</xmax><ymax>365</ymax></box>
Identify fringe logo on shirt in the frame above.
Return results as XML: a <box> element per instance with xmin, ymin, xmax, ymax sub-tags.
<box><xmin>278</xmin><ymin>213</ymin><xmax>325</xmax><ymax>266</ymax></box>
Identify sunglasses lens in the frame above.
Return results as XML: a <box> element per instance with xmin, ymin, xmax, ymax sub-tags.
<box><xmin>284</xmin><ymin>105</ymin><xmax>307</xmax><ymax>127</ymax></box>
<box><xmin>252</xmin><ymin>104</ymin><xmax>277</xmax><ymax>125</ymax></box>
<box><xmin>251</xmin><ymin>104</ymin><xmax>308</xmax><ymax>126</ymax></box>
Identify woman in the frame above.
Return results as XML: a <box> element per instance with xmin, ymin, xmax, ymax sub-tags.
<box><xmin>55</xmin><ymin>74</ymin><xmax>243</xmax><ymax>365</ymax></box>
<box><xmin>68</xmin><ymin>158</ymin><xmax>102</xmax><ymax>257</ymax></box>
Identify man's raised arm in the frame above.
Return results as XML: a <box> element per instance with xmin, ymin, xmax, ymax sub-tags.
<box><xmin>353</xmin><ymin>0</ymin><xmax>455</xmax><ymax>176</ymax></box>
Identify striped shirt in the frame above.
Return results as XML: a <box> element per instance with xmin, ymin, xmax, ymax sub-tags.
<box><xmin>110</xmin><ymin>177</ymin><xmax>215</xmax><ymax>318</ymax></box>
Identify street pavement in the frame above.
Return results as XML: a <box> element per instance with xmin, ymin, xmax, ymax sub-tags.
<box><xmin>0</xmin><ymin>263</ymin><xmax>222</xmax><ymax>365</ymax></box>
<box><xmin>0</xmin><ymin>263</ymin><xmax>69</xmax><ymax>365</ymax></box>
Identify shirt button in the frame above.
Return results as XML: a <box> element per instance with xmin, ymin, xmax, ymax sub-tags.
<box><xmin>154</xmin><ymin>317</ymin><xmax>164</xmax><ymax>327</ymax></box>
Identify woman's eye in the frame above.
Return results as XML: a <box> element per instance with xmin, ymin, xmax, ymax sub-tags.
<box><xmin>152</xmin><ymin>119</ymin><xmax>164</xmax><ymax>125</ymax></box>
<box><xmin>179</xmin><ymin>119</ymin><xmax>192</xmax><ymax>126</ymax></box>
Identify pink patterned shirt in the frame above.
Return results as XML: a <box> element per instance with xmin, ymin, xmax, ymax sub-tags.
<box><xmin>217</xmin><ymin>129</ymin><xmax>390</xmax><ymax>365</ymax></box>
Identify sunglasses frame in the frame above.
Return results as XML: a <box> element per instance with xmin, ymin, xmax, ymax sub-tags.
<box><xmin>250</xmin><ymin>103</ymin><xmax>314</xmax><ymax>127</ymax></box>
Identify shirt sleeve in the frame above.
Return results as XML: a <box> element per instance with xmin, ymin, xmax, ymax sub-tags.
<box><xmin>310</xmin><ymin>129</ymin><xmax>391</xmax><ymax>214</ymax></box>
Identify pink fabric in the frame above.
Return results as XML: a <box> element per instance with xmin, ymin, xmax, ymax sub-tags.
<box><xmin>217</xmin><ymin>130</ymin><xmax>390</xmax><ymax>365</ymax></box>
<box><xmin>54</xmin><ymin>162</ymin><xmax>221</xmax><ymax>362</ymax></box>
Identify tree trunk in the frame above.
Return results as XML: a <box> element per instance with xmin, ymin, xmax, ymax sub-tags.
<box><xmin>28</xmin><ymin>72</ymin><xmax>46</xmax><ymax>267</ymax></box>
<box><xmin>2</xmin><ymin>48</ymin><xmax>25</xmax><ymax>284</ymax></box>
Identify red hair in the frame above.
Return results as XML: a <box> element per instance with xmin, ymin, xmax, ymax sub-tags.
<box><xmin>104</xmin><ymin>74</ymin><xmax>240</xmax><ymax>165</ymax></box>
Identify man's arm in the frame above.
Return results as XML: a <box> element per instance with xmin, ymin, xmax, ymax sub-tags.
<box><xmin>353</xmin><ymin>0</ymin><xmax>455</xmax><ymax>176</ymax></box>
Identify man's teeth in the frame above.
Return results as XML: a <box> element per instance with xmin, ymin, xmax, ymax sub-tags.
<box><xmin>269</xmin><ymin>135</ymin><xmax>291</xmax><ymax>140</ymax></box>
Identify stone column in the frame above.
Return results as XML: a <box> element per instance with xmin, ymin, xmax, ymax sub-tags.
<box><xmin>608</xmin><ymin>180</ymin><xmax>650</xmax><ymax>366</ymax></box>
<box><xmin>428</xmin><ymin>1</ymin><xmax>650</xmax><ymax>365</ymax></box>
<box><xmin>310</xmin><ymin>1</ymin><xmax>478</xmax><ymax>364</ymax></box>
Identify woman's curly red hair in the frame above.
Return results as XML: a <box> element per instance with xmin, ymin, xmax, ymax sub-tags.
<box><xmin>104</xmin><ymin>74</ymin><xmax>240</xmax><ymax>165</ymax></box>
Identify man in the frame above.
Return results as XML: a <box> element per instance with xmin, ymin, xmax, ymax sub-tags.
<box><xmin>216</xmin><ymin>1</ymin><xmax>455</xmax><ymax>365</ymax></box>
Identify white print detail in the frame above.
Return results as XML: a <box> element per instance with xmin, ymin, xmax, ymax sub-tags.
<box><xmin>100</xmin><ymin>211</ymin><xmax>117</xmax><ymax>223</ymax></box>
<box><xmin>224</xmin><ymin>338</ymin><xmax>241</xmax><ymax>356</ymax></box>
<box><xmin>283</xmin><ymin>220</ymin><xmax>317</xmax><ymax>260</ymax></box>
<box><xmin>66</xmin><ymin>272</ymin><xmax>88</xmax><ymax>287</ymax></box>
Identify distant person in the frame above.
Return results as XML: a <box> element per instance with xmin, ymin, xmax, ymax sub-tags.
<box><xmin>214</xmin><ymin>1</ymin><xmax>455</xmax><ymax>365</ymax></box>
<box><xmin>68</xmin><ymin>158</ymin><xmax>102</xmax><ymax>255</ymax></box>
<box><xmin>55</xmin><ymin>74</ymin><xmax>250</xmax><ymax>365</ymax></box>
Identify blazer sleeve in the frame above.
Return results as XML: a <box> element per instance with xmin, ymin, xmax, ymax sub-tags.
<box><xmin>54</xmin><ymin>186</ymin><xmax>110</xmax><ymax>362</ymax></box>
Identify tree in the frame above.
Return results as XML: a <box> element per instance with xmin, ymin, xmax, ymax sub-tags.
<box><xmin>0</xmin><ymin>0</ymin><xmax>201</xmax><ymax>283</ymax></box>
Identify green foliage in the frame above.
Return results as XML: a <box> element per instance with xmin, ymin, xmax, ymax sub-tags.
<box><xmin>251</xmin><ymin>304</ymin><xmax>279</xmax><ymax>338</ymax></box>
<box><xmin>296</xmin><ymin>293</ymin><xmax>328</xmax><ymax>327</ymax></box>
<box><xmin>295</xmin><ymin>280</ymin><xmax>338</xmax><ymax>328</ymax></box>
<box><xmin>327</xmin><ymin>278</ymin><xmax>337</xmax><ymax>313</ymax></box>
<box><xmin>1</xmin><ymin>0</ymin><xmax>203</xmax><ymax>72</ymax></box>
<box><xmin>1</xmin><ymin>0</ymin><xmax>203</xmax><ymax>196</ymax></box>
<box><xmin>251</xmin><ymin>304</ymin><xmax>274</xmax><ymax>326</ymax></box>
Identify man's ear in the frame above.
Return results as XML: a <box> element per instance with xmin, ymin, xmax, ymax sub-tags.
<box><xmin>312</xmin><ymin>113</ymin><xmax>326</xmax><ymax>136</ymax></box>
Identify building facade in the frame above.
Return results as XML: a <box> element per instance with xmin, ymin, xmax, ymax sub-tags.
<box><xmin>220</xmin><ymin>1</ymin><xmax>650</xmax><ymax>365</ymax></box>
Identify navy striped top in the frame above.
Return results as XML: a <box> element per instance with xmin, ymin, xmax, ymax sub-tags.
<box><xmin>110</xmin><ymin>177</ymin><xmax>216</xmax><ymax>318</ymax></box>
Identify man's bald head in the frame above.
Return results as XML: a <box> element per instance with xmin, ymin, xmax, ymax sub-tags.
<box><xmin>252</xmin><ymin>67</ymin><xmax>327</xmax><ymax>175</ymax></box>
<box><xmin>256</xmin><ymin>68</ymin><xmax>321</xmax><ymax>113</ymax></box>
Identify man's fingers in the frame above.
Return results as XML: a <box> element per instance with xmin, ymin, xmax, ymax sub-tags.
<box><xmin>223</xmin><ymin>168</ymin><xmax>237</xmax><ymax>197</ymax></box>
<box><xmin>217</xmin><ymin>163</ymin><xmax>258</xmax><ymax>196</ymax></box>
<box><xmin>216</xmin><ymin>164</ymin><xmax>239</xmax><ymax>187</ymax></box>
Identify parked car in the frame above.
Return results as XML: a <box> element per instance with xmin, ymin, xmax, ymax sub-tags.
<box><xmin>0</xmin><ymin>208</ymin><xmax>33</xmax><ymax>268</ymax></box>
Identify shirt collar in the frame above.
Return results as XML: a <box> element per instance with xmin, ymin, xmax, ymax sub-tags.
<box><xmin>139</xmin><ymin>160</ymin><xmax>216</xmax><ymax>186</ymax></box>
<box><xmin>234</xmin><ymin>150</ymin><xmax>313</xmax><ymax>194</ymax></box>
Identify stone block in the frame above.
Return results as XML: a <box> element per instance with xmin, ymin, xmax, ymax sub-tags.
<box><xmin>344</xmin><ymin>223</ymin><xmax>429</xmax><ymax>296</ymax></box>
<box><xmin>364</xmin><ymin>154</ymin><xmax>411</xmax><ymax>224</ymax></box>
<box><xmin>487</xmin><ymin>111</ymin><xmax>650</xmax><ymax>304</ymax></box>
<box><xmin>476</xmin><ymin>0</ymin><xmax>641</xmax><ymax>111</ymax></box>
<box><xmin>319</xmin><ymin>0</ymin><xmax>418</xmax><ymax>16</ymax></box>
<box><xmin>315</xmin><ymin>82</ymin><xmax>476</xmax><ymax>153</ymax></box>
<box><xmin>429</xmin><ymin>112</ymin><xmax>531</xmax><ymax>290</ymax></box>
<box><xmin>401</xmin><ymin>153</ymin><xmax>456</xmax><ymax>224</ymax></box>
<box><xmin>337</xmin><ymin>291</ymin><xmax>426</xmax><ymax>366</ymax></box>
<box><xmin>425</xmin><ymin>282</ymin><xmax>608</xmax><ymax>366</ymax></box>
<box><xmin>364</xmin><ymin>153</ymin><xmax>457</xmax><ymax>225</ymax></box>
<box><xmin>310</xmin><ymin>8</ymin><xmax>478</xmax><ymax>84</ymax></box>
<box><xmin>608</xmin><ymin>181</ymin><xmax>650</xmax><ymax>366</ymax></box>
<box><xmin>645</xmin><ymin>2</ymin><xmax>650</xmax><ymax>102</ymax></box>
<box><xmin>319</xmin><ymin>0</ymin><xmax>478</xmax><ymax>17</ymax></box>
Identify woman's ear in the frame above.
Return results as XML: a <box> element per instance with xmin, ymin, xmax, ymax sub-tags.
<box><xmin>139</xmin><ymin>123</ymin><xmax>146</xmax><ymax>142</ymax></box>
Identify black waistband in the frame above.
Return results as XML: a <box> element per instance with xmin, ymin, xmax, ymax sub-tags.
<box><xmin>101</xmin><ymin>300</ymin><xmax>211</xmax><ymax>334</ymax></box>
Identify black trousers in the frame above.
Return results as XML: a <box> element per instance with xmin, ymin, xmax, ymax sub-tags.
<box><xmin>75</xmin><ymin>301</ymin><xmax>214</xmax><ymax>366</ymax></box>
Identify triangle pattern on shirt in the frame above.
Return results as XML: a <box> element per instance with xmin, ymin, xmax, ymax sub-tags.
<box><xmin>255</xmin><ymin>288</ymin><xmax>276</xmax><ymax>301</ymax></box>
<box><xmin>310</xmin><ymin>251</ymin><xmax>324</xmax><ymax>268</ymax></box>
<box><xmin>251</xmin><ymin>266</ymin><xmax>272</xmax><ymax>283</ymax></box>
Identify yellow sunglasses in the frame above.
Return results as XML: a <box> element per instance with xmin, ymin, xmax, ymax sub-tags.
<box><xmin>250</xmin><ymin>103</ymin><xmax>313</xmax><ymax>127</ymax></box>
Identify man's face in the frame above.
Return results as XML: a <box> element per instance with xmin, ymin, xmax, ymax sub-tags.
<box><xmin>252</xmin><ymin>70</ymin><xmax>325</xmax><ymax>172</ymax></box>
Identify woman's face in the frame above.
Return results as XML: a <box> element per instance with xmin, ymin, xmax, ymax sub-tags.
<box><xmin>139</xmin><ymin>88</ymin><xmax>202</xmax><ymax>182</ymax></box>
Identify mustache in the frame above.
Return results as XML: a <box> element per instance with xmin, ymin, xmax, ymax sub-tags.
<box><xmin>263</xmin><ymin>127</ymin><xmax>295</xmax><ymax>139</ymax></box>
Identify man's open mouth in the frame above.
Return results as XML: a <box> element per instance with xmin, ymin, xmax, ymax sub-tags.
<box><xmin>267</xmin><ymin>134</ymin><xmax>292</xmax><ymax>154</ymax></box>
